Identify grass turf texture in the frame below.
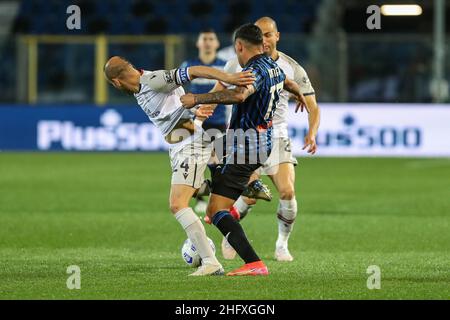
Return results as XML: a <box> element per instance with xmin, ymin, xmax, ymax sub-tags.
<box><xmin>0</xmin><ymin>153</ymin><xmax>449</xmax><ymax>299</ymax></box>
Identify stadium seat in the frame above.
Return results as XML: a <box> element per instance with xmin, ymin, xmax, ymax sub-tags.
<box><xmin>12</xmin><ymin>0</ymin><xmax>321</xmax><ymax>35</ymax></box>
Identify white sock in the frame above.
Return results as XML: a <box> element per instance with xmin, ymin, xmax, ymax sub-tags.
<box><xmin>175</xmin><ymin>208</ymin><xmax>219</xmax><ymax>266</ymax></box>
<box><xmin>276</xmin><ymin>198</ymin><xmax>298</xmax><ymax>249</ymax></box>
<box><xmin>234</xmin><ymin>196</ymin><xmax>254</xmax><ymax>218</ymax></box>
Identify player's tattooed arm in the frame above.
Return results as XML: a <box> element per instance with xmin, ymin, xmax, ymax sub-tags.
<box><xmin>187</xmin><ymin>66</ymin><xmax>255</xmax><ymax>86</ymax></box>
<box><xmin>193</xmin><ymin>81</ymin><xmax>226</xmax><ymax>113</ymax></box>
<box><xmin>180</xmin><ymin>85</ymin><xmax>255</xmax><ymax>109</ymax></box>
<box><xmin>189</xmin><ymin>81</ymin><xmax>226</xmax><ymax>120</ymax></box>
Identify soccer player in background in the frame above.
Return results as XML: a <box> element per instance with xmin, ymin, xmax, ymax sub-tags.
<box><xmin>104</xmin><ymin>56</ymin><xmax>255</xmax><ymax>276</ymax></box>
<box><xmin>181</xmin><ymin>24</ymin><xmax>307</xmax><ymax>275</ymax></box>
<box><xmin>216</xmin><ymin>17</ymin><xmax>321</xmax><ymax>262</ymax></box>
<box><xmin>180</xmin><ymin>29</ymin><xmax>230</xmax><ymax>214</ymax></box>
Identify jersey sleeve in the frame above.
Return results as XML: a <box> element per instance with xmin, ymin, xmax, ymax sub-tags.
<box><xmin>293</xmin><ymin>64</ymin><xmax>315</xmax><ymax>96</ymax></box>
<box><xmin>224</xmin><ymin>58</ymin><xmax>239</xmax><ymax>73</ymax></box>
<box><xmin>139</xmin><ymin>68</ymin><xmax>191</xmax><ymax>93</ymax></box>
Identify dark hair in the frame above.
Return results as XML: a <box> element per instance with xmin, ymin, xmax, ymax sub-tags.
<box><xmin>199</xmin><ymin>28</ymin><xmax>216</xmax><ymax>34</ymax></box>
<box><xmin>233</xmin><ymin>23</ymin><xmax>263</xmax><ymax>46</ymax></box>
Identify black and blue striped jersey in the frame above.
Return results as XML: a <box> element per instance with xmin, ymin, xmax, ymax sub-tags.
<box><xmin>228</xmin><ymin>54</ymin><xmax>286</xmax><ymax>157</ymax></box>
<box><xmin>229</xmin><ymin>54</ymin><xmax>285</xmax><ymax>131</ymax></box>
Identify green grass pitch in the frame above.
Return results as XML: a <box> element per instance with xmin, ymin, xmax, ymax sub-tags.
<box><xmin>0</xmin><ymin>153</ymin><xmax>449</xmax><ymax>299</ymax></box>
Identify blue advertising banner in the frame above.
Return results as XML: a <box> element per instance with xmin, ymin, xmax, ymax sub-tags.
<box><xmin>0</xmin><ymin>105</ymin><xmax>167</xmax><ymax>151</ymax></box>
<box><xmin>1</xmin><ymin>104</ymin><xmax>450</xmax><ymax>156</ymax></box>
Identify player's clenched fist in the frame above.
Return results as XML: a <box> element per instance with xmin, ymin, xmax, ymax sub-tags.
<box><xmin>180</xmin><ymin>93</ymin><xmax>196</xmax><ymax>109</ymax></box>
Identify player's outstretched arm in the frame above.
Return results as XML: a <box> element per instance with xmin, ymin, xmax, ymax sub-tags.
<box><xmin>180</xmin><ymin>85</ymin><xmax>255</xmax><ymax>109</ymax></box>
<box><xmin>288</xmin><ymin>60</ymin><xmax>320</xmax><ymax>154</ymax></box>
<box><xmin>184</xmin><ymin>81</ymin><xmax>228</xmax><ymax>120</ymax></box>
<box><xmin>188</xmin><ymin>66</ymin><xmax>255</xmax><ymax>86</ymax></box>
<box><xmin>139</xmin><ymin>67</ymin><xmax>253</xmax><ymax>93</ymax></box>
<box><xmin>195</xmin><ymin>80</ymin><xmax>227</xmax><ymax>113</ymax></box>
<box><xmin>210</xmin><ymin>79</ymin><xmax>227</xmax><ymax>95</ymax></box>
<box><xmin>302</xmin><ymin>94</ymin><xmax>320</xmax><ymax>155</ymax></box>
<box><xmin>284</xmin><ymin>79</ymin><xmax>319</xmax><ymax>155</ymax></box>
<box><xmin>284</xmin><ymin>78</ymin><xmax>307</xmax><ymax>112</ymax></box>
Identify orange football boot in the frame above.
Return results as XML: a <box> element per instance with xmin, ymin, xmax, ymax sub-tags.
<box><xmin>226</xmin><ymin>260</ymin><xmax>269</xmax><ymax>276</ymax></box>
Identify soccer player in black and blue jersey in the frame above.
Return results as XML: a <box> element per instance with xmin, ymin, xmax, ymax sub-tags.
<box><xmin>181</xmin><ymin>24</ymin><xmax>306</xmax><ymax>276</ymax></box>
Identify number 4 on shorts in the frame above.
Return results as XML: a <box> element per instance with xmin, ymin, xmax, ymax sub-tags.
<box><xmin>180</xmin><ymin>159</ymin><xmax>189</xmax><ymax>179</ymax></box>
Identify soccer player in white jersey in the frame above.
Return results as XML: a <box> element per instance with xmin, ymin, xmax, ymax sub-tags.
<box><xmin>104</xmin><ymin>56</ymin><xmax>255</xmax><ymax>276</ymax></box>
<box><xmin>213</xmin><ymin>17</ymin><xmax>321</xmax><ymax>262</ymax></box>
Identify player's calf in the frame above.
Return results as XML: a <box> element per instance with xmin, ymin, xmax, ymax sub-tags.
<box><xmin>175</xmin><ymin>207</ymin><xmax>221</xmax><ymax>267</ymax></box>
<box><xmin>275</xmin><ymin>197</ymin><xmax>297</xmax><ymax>261</ymax></box>
<box><xmin>210</xmin><ymin>209</ymin><xmax>262</xmax><ymax>266</ymax></box>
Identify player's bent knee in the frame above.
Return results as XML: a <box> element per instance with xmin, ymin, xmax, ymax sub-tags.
<box><xmin>206</xmin><ymin>203</ymin><xmax>225</xmax><ymax>220</ymax></box>
<box><xmin>169</xmin><ymin>185</ymin><xmax>196</xmax><ymax>214</ymax></box>
<box><xmin>169</xmin><ymin>202</ymin><xmax>189</xmax><ymax>214</ymax></box>
<box><xmin>279</xmin><ymin>188</ymin><xmax>295</xmax><ymax>200</ymax></box>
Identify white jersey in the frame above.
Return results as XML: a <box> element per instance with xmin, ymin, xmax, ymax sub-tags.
<box><xmin>134</xmin><ymin>68</ymin><xmax>193</xmax><ymax>137</ymax></box>
<box><xmin>224</xmin><ymin>51</ymin><xmax>315</xmax><ymax>138</ymax></box>
<box><xmin>217</xmin><ymin>45</ymin><xmax>237</xmax><ymax>62</ymax></box>
<box><xmin>133</xmin><ymin>69</ymin><xmax>212</xmax><ymax>189</ymax></box>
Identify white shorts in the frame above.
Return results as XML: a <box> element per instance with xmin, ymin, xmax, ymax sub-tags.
<box><xmin>169</xmin><ymin>134</ymin><xmax>212</xmax><ymax>189</ymax></box>
<box><xmin>257</xmin><ymin>137</ymin><xmax>298</xmax><ymax>176</ymax></box>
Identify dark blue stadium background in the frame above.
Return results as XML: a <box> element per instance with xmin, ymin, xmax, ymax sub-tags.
<box><xmin>0</xmin><ymin>0</ymin><xmax>447</xmax><ymax>105</ymax></box>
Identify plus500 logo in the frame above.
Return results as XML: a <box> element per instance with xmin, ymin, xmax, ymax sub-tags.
<box><xmin>290</xmin><ymin>115</ymin><xmax>422</xmax><ymax>148</ymax></box>
<box><xmin>37</xmin><ymin>109</ymin><xmax>166</xmax><ymax>151</ymax></box>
